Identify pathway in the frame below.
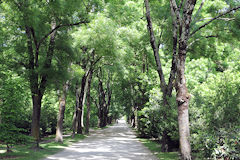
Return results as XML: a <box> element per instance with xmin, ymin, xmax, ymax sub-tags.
<box><xmin>43</xmin><ymin>118</ymin><xmax>158</xmax><ymax>160</ymax></box>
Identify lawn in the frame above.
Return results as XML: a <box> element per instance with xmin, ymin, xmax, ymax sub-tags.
<box><xmin>139</xmin><ymin>138</ymin><xmax>179</xmax><ymax>160</ymax></box>
<box><xmin>0</xmin><ymin>134</ymin><xmax>85</xmax><ymax>160</ymax></box>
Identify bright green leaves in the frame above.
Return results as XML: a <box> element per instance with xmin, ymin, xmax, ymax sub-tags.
<box><xmin>190</xmin><ymin>71</ymin><xmax>240</xmax><ymax>159</ymax></box>
<box><xmin>0</xmin><ymin>71</ymin><xmax>31</xmax><ymax>148</ymax></box>
<box><xmin>73</xmin><ymin>14</ymin><xmax>117</xmax><ymax>58</ymax></box>
<box><xmin>105</xmin><ymin>0</ymin><xmax>142</xmax><ymax>26</ymax></box>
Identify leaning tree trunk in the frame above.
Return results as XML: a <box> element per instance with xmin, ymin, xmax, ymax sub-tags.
<box><xmin>55</xmin><ymin>83</ymin><xmax>68</xmax><ymax>142</ymax></box>
<box><xmin>85</xmin><ymin>70</ymin><xmax>93</xmax><ymax>134</ymax></box>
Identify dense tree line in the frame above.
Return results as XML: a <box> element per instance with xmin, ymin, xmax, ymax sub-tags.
<box><xmin>0</xmin><ymin>0</ymin><xmax>240</xmax><ymax>160</ymax></box>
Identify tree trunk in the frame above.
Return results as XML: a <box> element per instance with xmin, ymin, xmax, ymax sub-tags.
<box><xmin>30</xmin><ymin>20</ymin><xmax>56</xmax><ymax>146</ymax></box>
<box><xmin>55</xmin><ymin>83</ymin><xmax>68</xmax><ymax>142</ymax></box>
<box><xmin>176</xmin><ymin>49</ymin><xmax>191</xmax><ymax>160</ymax></box>
<box><xmin>77</xmin><ymin>108</ymin><xmax>83</xmax><ymax>134</ymax></box>
<box><xmin>97</xmin><ymin>73</ymin><xmax>106</xmax><ymax>128</ymax></box>
<box><xmin>134</xmin><ymin>107</ymin><xmax>138</xmax><ymax>129</ymax></box>
<box><xmin>77</xmin><ymin>71</ymin><xmax>88</xmax><ymax>134</ymax></box>
<box><xmin>0</xmin><ymin>111</ymin><xmax>2</xmax><ymax>124</ymax></box>
<box><xmin>98</xmin><ymin>107</ymin><xmax>104</xmax><ymax>128</ymax></box>
<box><xmin>161</xmin><ymin>131</ymin><xmax>168</xmax><ymax>152</ymax></box>
<box><xmin>170</xmin><ymin>1</ymin><xmax>196</xmax><ymax>159</ymax></box>
<box><xmin>72</xmin><ymin>84</ymin><xmax>80</xmax><ymax>138</ymax></box>
<box><xmin>31</xmin><ymin>93</ymin><xmax>42</xmax><ymax>147</ymax></box>
<box><xmin>85</xmin><ymin>70</ymin><xmax>93</xmax><ymax>134</ymax></box>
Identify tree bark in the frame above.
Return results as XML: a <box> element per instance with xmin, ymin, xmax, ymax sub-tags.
<box><xmin>72</xmin><ymin>84</ymin><xmax>80</xmax><ymax>138</ymax></box>
<box><xmin>176</xmin><ymin>59</ymin><xmax>191</xmax><ymax>160</ymax></box>
<box><xmin>55</xmin><ymin>82</ymin><xmax>68</xmax><ymax>142</ymax></box>
<box><xmin>97</xmin><ymin>70</ymin><xmax>107</xmax><ymax>128</ymax></box>
<box><xmin>31</xmin><ymin>93</ymin><xmax>42</xmax><ymax>147</ymax></box>
<box><xmin>77</xmin><ymin>70</ymin><xmax>89</xmax><ymax>134</ymax></box>
<box><xmin>170</xmin><ymin>0</ymin><xmax>197</xmax><ymax>159</ymax></box>
<box><xmin>85</xmin><ymin>69</ymin><xmax>93</xmax><ymax>134</ymax></box>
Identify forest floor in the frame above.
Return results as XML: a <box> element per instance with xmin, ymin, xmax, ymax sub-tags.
<box><xmin>43</xmin><ymin>118</ymin><xmax>158</xmax><ymax>160</ymax></box>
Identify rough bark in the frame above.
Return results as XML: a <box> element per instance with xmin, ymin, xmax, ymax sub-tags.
<box><xmin>55</xmin><ymin>82</ymin><xmax>68</xmax><ymax>142</ymax></box>
<box><xmin>170</xmin><ymin>0</ymin><xmax>197</xmax><ymax>159</ymax></box>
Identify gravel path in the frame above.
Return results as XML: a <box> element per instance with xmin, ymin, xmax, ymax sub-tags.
<box><xmin>43</xmin><ymin>118</ymin><xmax>158</xmax><ymax>160</ymax></box>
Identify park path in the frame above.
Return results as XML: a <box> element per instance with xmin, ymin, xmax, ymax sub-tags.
<box><xmin>43</xmin><ymin>118</ymin><xmax>158</xmax><ymax>160</ymax></box>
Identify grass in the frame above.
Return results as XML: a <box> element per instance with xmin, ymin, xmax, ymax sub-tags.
<box><xmin>0</xmin><ymin>134</ymin><xmax>86</xmax><ymax>160</ymax></box>
<box><xmin>139</xmin><ymin>138</ymin><xmax>179</xmax><ymax>160</ymax></box>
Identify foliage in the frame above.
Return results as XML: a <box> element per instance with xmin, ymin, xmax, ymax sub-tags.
<box><xmin>40</xmin><ymin>94</ymin><xmax>58</xmax><ymax>136</ymax></box>
<box><xmin>0</xmin><ymin>72</ymin><xmax>31</xmax><ymax>150</ymax></box>
<box><xmin>190</xmin><ymin>71</ymin><xmax>240</xmax><ymax>159</ymax></box>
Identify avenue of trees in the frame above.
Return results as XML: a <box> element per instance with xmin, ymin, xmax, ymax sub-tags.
<box><xmin>0</xmin><ymin>0</ymin><xmax>240</xmax><ymax>160</ymax></box>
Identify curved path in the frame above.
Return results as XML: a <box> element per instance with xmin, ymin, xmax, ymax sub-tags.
<box><xmin>44</xmin><ymin>118</ymin><xmax>158</xmax><ymax>160</ymax></box>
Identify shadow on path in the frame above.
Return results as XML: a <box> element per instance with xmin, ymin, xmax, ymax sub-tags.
<box><xmin>43</xmin><ymin>118</ymin><xmax>158</xmax><ymax>160</ymax></box>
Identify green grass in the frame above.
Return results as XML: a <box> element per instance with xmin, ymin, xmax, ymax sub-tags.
<box><xmin>0</xmin><ymin>134</ymin><xmax>85</xmax><ymax>160</ymax></box>
<box><xmin>139</xmin><ymin>138</ymin><xmax>179</xmax><ymax>160</ymax></box>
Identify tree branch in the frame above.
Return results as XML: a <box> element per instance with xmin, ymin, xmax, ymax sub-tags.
<box><xmin>187</xmin><ymin>35</ymin><xmax>218</xmax><ymax>49</ymax></box>
<box><xmin>195</xmin><ymin>17</ymin><xmax>235</xmax><ymax>23</ymax></box>
<box><xmin>170</xmin><ymin>0</ymin><xmax>182</xmax><ymax>26</ymax></box>
<box><xmin>30</xmin><ymin>27</ymin><xmax>40</xmax><ymax>67</ymax></box>
<box><xmin>38</xmin><ymin>20</ymin><xmax>89</xmax><ymax>47</ymax></box>
<box><xmin>144</xmin><ymin>0</ymin><xmax>167</xmax><ymax>92</ymax></box>
<box><xmin>190</xmin><ymin>5</ymin><xmax>240</xmax><ymax>37</ymax></box>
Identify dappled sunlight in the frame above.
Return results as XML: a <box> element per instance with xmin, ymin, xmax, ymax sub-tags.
<box><xmin>44</xmin><ymin>119</ymin><xmax>158</xmax><ymax>160</ymax></box>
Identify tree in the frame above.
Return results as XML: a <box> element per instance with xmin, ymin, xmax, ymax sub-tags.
<box><xmin>144</xmin><ymin>0</ymin><xmax>240</xmax><ymax>159</ymax></box>
<box><xmin>1</xmin><ymin>0</ymin><xmax>88</xmax><ymax>146</ymax></box>
<box><xmin>55</xmin><ymin>82</ymin><xmax>69</xmax><ymax>142</ymax></box>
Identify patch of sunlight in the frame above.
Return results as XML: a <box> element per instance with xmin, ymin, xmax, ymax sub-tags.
<box><xmin>48</xmin><ymin>146</ymin><xmax>66</xmax><ymax>149</ymax></box>
<box><xmin>0</xmin><ymin>149</ymin><xmax>6</xmax><ymax>153</ymax></box>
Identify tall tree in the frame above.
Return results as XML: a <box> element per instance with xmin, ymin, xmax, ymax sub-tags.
<box><xmin>145</xmin><ymin>0</ymin><xmax>240</xmax><ymax>159</ymax></box>
<box><xmin>1</xmin><ymin>0</ymin><xmax>88</xmax><ymax>146</ymax></box>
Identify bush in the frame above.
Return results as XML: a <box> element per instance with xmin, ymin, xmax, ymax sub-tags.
<box><xmin>190</xmin><ymin>71</ymin><xmax>240</xmax><ymax>159</ymax></box>
<box><xmin>137</xmin><ymin>87</ymin><xmax>179</xmax><ymax>150</ymax></box>
<box><xmin>0</xmin><ymin>124</ymin><xmax>31</xmax><ymax>152</ymax></box>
